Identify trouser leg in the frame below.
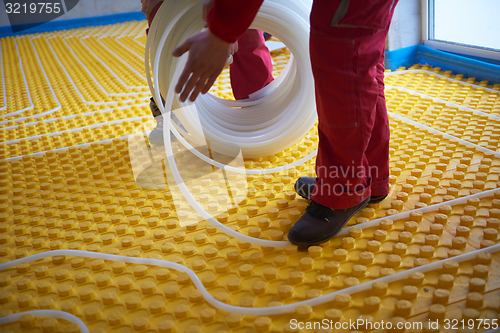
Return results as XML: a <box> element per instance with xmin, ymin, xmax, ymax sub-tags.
<box><xmin>309</xmin><ymin>0</ymin><xmax>397</xmax><ymax>209</ymax></box>
<box><xmin>230</xmin><ymin>29</ymin><xmax>274</xmax><ymax>100</ymax></box>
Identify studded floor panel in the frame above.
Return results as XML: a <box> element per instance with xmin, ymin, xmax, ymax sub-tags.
<box><xmin>1</xmin><ymin>20</ymin><xmax>500</xmax><ymax>333</ymax></box>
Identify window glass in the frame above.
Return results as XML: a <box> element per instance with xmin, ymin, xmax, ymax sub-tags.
<box><xmin>431</xmin><ymin>0</ymin><xmax>500</xmax><ymax>51</ymax></box>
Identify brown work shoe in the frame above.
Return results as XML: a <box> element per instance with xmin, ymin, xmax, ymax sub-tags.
<box><xmin>287</xmin><ymin>197</ymin><xmax>370</xmax><ymax>246</ymax></box>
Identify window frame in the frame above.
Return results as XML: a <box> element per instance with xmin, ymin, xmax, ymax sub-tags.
<box><xmin>422</xmin><ymin>0</ymin><xmax>500</xmax><ymax>61</ymax></box>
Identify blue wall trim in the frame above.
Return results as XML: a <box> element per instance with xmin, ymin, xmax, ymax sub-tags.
<box><xmin>385</xmin><ymin>45</ymin><xmax>500</xmax><ymax>85</ymax></box>
<box><xmin>0</xmin><ymin>11</ymin><xmax>145</xmax><ymax>38</ymax></box>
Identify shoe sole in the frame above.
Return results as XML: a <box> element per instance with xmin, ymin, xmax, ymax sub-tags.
<box><xmin>287</xmin><ymin>197</ymin><xmax>370</xmax><ymax>246</ymax></box>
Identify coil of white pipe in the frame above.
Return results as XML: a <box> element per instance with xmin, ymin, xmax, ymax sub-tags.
<box><xmin>147</xmin><ymin>0</ymin><xmax>316</xmax><ymax>158</ymax></box>
<box><xmin>142</xmin><ymin>0</ymin><xmax>317</xmax><ymax>246</ymax></box>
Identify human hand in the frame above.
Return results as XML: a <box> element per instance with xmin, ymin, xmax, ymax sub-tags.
<box><xmin>141</xmin><ymin>0</ymin><xmax>163</xmax><ymax>20</ymax></box>
<box><xmin>172</xmin><ymin>29</ymin><xmax>230</xmax><ymax>102</ymax></box>
<box><xmin>229</xmin><ymin>41</ymin><xmax>238</xmax><ymax>56</ymax></box>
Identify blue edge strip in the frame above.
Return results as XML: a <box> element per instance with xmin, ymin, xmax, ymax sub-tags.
<box><xmin>0</xmin><ymin>11</ymin><xmax>499</xmax><ymax>85</ymax></box>
<box><xmin>385</xmin><ymin>44</ymin><xmax>500</xmax><ymax>85</ymax></box>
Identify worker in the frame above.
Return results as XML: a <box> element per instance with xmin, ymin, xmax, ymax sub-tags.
<box><xmin>141</xmin><ymin>0</ymin><xmax>274</xmax><ymax>144</ymax></box>
<box><xmin>172</xmin><ymin>0</ymin><xmax>398</xmax><ymax>246</ymax></box>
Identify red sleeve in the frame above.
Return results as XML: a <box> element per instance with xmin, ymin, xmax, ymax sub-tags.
<box><xmin>206</xmin><ymin>0</ymin><xmax>264</xmax><ymax>44</ymax></box>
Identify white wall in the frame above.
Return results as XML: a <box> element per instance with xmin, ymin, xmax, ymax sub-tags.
<box><xmin>58</xmin><ymin>0</ymin><xmax>141</xmax><ymax>19</ymax></box>
<box><xmin>387</xmin><ymin>0</ymin><xmax>422</xmax><ymax>51</ymax></box>
<box><xmin>0</xmin><ymin>0</ymin><xmax>142</xmax><ymax>29</ymax></box>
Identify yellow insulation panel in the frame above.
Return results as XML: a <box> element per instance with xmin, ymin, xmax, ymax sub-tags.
<box><xmin>0</xmin><ymin>20</ymin><xmax>500</xmax><ymax>333</ymax></box>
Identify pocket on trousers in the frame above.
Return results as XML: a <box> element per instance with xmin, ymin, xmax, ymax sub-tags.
<box><xmin>310</xmin><ymin>33</ymin><xmax>358</xmax><ymax>129</ymax></box>
<box><xmin>333</xmin><ymin>0</ymin><xmax>396</xmax><ymax>30</ymax></box>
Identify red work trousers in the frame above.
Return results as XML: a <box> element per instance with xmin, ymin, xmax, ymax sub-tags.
<box><xmin>309</xmin><ymin>0</ymin><xmax>398</xmax><ymax>209</ymax></box>
<box><xmin>230</xmin><ymin>29</ymin><xmax>274</xmax><ymax>100</ymax></box>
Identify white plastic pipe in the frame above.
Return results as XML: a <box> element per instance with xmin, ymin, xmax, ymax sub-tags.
<box><xmin>2</xmin><ymin>38</ymin><xmax>34</xmax><ymax>118</ymax></box>
<box><xmin>0</xmin><ymin>310</ymin><xmax>89</xmax><ymax>333</ymax></box>
<box><xmin>1</xmin><ymin>244</ymin><xmax>498</xmax><ymax>316</ymax></box>
<box><xmin>45</xmin><ymin>36</ymin><xmax>145</xmax><ymax>105</ymax></box>
<box><xmin>388</xmin><ymin>111</ymin><xmax>500</xmax><ymax>159</ymax></box>
<box><xmin>147</xmin><ymin>0</ymin><xmax>316</xmax><ymax>158</ymax></box>
<box><xmin>385</xmin><ymin>69</ymin><xmax>500</xmax><ymax>93</ymax></box>
<box><xmin>338</xmin><ymin>187</ymin><xmax>500</xmax><ymax>236</ymax></box>
<box><xmin>0</xmin><ymin>42</ymin><xmax>6</xmax><ymax>112</ymax></box>
<box><xmin>386</xmin><ymin>84</ymin><xmax>500</xmax><ymax>122</ymax></box>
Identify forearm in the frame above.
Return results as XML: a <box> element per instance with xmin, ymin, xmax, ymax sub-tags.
<box><xmin>207</xmin><ymin>0</ymin><xmax>264</xmax><ymax>44</ymax></box>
